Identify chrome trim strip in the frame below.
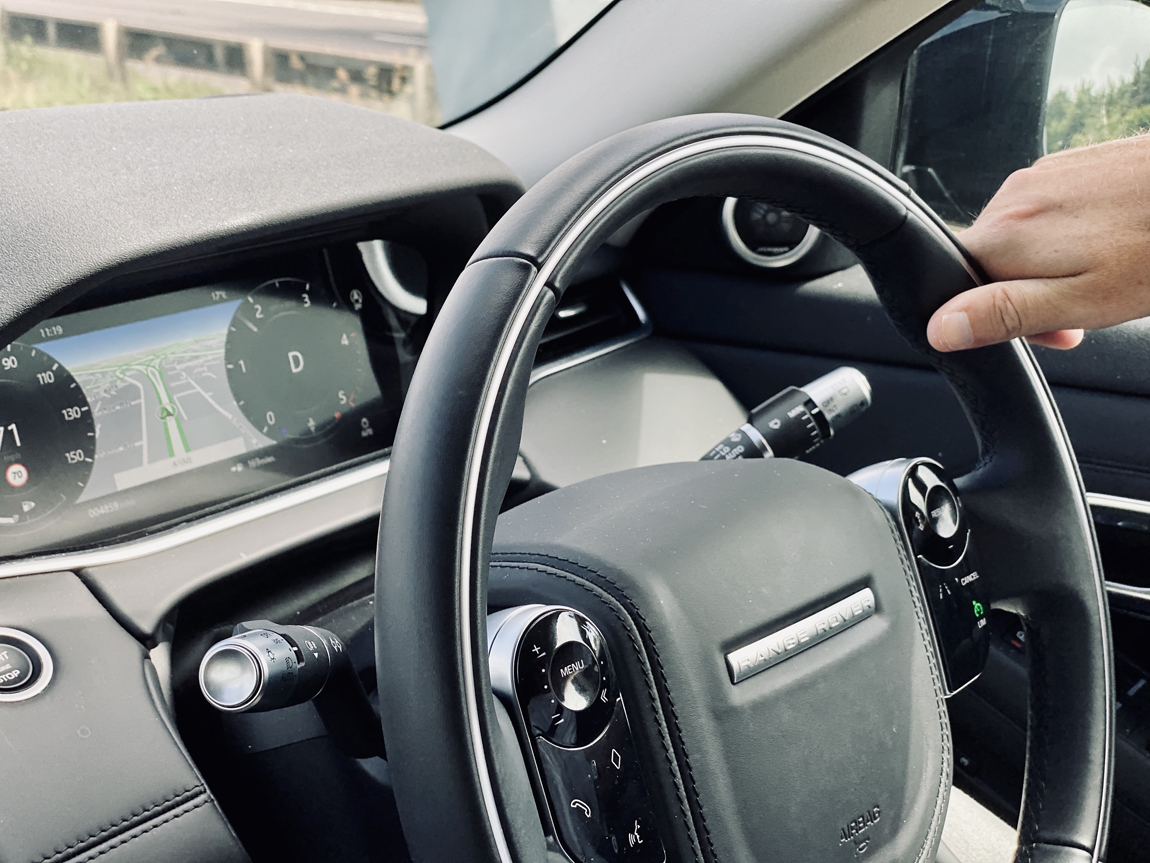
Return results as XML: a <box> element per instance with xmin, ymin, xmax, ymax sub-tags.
<box><xmin>1092</xmin><ymin>494</ymin><xmax>1150</xmax><ymax>604</ymax></box>
<box><xmin>0</xmin><ymin>458</ymin><xmax>389</xmax><ymax>579</ymax></box>
<box><xmin>726</xmin><ymin>588</ymin><xmax>875</xmax><ymax>683</ymax></box>
<box><xmin>528</xmin><ymin>280</ymin><xmax>653</xmax><ymax>386</ymax></box>
<box><xmin>1080</xmin><ymin>494</ymin><xmax>1150</xmax><ymax>604</ymax></box>
<box><xmin>722</xmin><ymin>196</ymin><xmax>820</xmax><ymax>268</ymax></box>
<box><xmin>1088</xmin><ymin>492</ymin><xmax>1150</xmax><ymax>517</ymax></box>
<box><xmin>740</xmin><ymin>423</ymin><xmax>772</xmax><ymax>457</ymax></box>
<box><xmin>1106</xmin><ymin>582</ymin><xmax>1150</xmax><ymax>603</ymax></box>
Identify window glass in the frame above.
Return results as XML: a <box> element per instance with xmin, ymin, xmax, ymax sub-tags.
<box><xmin>897</xmin><ymin>0</ymin><xmax>1150</xmax><ymax>225</ymax></box>
<box><xmin>1046</xmin><ymin>0</ymin><xmax>1150</xmax><ymax>151</ymax></box>
<box><xmin>424</xmin><ymin>0</ymin><xmax>614</xmax><ymax>123</ymax></box>
<box><xmin>0</xmin><ymin>0</ymin><xmax>611</xmax><ymax>125</ymax></box>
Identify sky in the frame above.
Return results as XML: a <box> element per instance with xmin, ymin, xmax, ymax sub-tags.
<box><xmin>34</xmin><ymin>300</ymin><xmax>240</xmax><ymax>370</ymax></box>
<box><xmin>1048</xmin><ymin>0</ymin><xmax>1150</xmax><ymax>97</ymax></box>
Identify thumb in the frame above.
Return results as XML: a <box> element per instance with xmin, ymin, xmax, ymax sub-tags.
<box><xmin>926</xmin><ymin>278</ymin><xmax>1081</xmax><ymax>351</ymax></box>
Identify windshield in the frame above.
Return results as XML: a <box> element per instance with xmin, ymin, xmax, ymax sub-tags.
<box><xmin>0</xmin><ymin>0</ymin><xmax>613</xmax><ymax>125</ymax></box>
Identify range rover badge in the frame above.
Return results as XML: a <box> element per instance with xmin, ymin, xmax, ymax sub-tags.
<box><xmin>725</xmin><ymin>588</ymin><xmax>875</xmax><ymax>683</ymax></box>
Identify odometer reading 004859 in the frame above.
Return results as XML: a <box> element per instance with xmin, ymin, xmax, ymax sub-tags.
<box><xmin>225</xmin><ymin>278</ymin><xmax>369</xmax><ymax>441</ymax></box>
<box><xmin>0</xmin><ymin>344</ymin><xmax>95</xmax><ymax>529</ymax></box>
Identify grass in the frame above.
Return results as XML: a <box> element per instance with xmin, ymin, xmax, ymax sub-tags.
<box><xmin>0</xmin><ymin>37</ymin><xmax>231</xmax><ymax>111</ymax></box>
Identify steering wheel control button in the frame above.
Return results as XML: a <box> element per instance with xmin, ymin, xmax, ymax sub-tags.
<box><xmin>924</xmin><ymin>483</ymin><xmax>960</xmax><ymax>539</ymax></box>
<box><xmin>848</xmin><ymin>457</ymin><xmax>991</xmax><ymax>694</ymax></box>
<box><xmin>0</xmin><ymin>627</ymin><xmax>53</xmax><ymax>702</ymax></box>
<box><xmin>534</xmin><ymin>699</ymin><xmax>666</xmax><ymax>863</ymax></box>
<box><xmin>489</xmin><ymin>606</ymin><xmax>666</xmax><ymax>862</ymax></box>
<box><xmin>903</xmin><ymin>462</ymin><xmax>967</xmax><ymax>567</ymax></box>
<box><xmin>0</xmin><ymin>643</ymin><xmax>33</xmax><ymax>690</ymax></box>
<box><xmin>514</xmin><ymin>609</ymin><xmax>614</xmax><ymax>747</ymax></box>
<box><xmin>550</xmin><ymin>640</ymin><xmax>602</xmax><ymax>711</ymax></box>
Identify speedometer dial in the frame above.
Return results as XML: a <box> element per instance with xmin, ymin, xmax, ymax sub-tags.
<box><xmin>0</xmin><ymin>343</ymin><xmax>95</xmax><ymax>529</ymax></box>
<box><xmin>224</xmin><ymin>278</ymin><xmax>369</xmax><ymax>440</ymax></box>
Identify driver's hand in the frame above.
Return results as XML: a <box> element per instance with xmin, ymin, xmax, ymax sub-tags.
<box><xmin>926</xmin><ymin>134</ymin><xmax>1150</xmax><ymax>352</ymax></box>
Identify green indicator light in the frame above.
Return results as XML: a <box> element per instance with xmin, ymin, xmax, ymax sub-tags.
<box><xmin>972</xmin><ymin>600</ymin><xmax>985</xmax><ymax>618</ymax></box>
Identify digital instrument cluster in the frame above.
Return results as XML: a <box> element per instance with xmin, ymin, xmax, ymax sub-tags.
<box><xmin>0</xmin><ymin>244</ymin><xmax>424</xmax><ymax>559</ymax></box>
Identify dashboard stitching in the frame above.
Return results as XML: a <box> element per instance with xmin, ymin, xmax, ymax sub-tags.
<box><xmin>65</xmin><ymin>795</ymin><xmax>212</xmax><ymax>863</ymax></box>
<box><xmin>492</xmin><ymin>553</ymin><xmax>716</xmax><ymax>863</ymax></box>
<box><xmin>34</xmin><ymin>786</ymin><xmax>204</xmax><ymax>863</ymax></box>
<box><xmin>876</xmin><ymin>502</ymin><xmax>952</xmax><ymax>863</ymax></box>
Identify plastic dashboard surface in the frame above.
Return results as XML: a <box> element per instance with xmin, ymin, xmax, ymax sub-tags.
<box><xmin>0</xmin><ymin>243</ymin><xmax>420</xmax><ymax>559</ymax></box>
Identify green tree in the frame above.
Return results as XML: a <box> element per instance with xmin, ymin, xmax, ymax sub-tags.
<box><xmin>1046</xmin><ymin>56</ymin><xmax>1150</xmax><ymax>152</ymax></box>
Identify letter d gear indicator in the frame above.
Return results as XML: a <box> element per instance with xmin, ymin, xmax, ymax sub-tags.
<box><xmin>225</xmin><ymin>277</ymin><xmax>369</xmax><ymax>440</ymax></box>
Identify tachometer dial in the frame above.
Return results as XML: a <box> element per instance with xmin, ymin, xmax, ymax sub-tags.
<box><xmin>224</xmin><ymin>278</ymin><xmax>368</xmax><ymax>440</ymax></box>
<box><xmin>0</xmin><ymin>343</ymin><xmax>95</xmax><ymax>529</ymax></box>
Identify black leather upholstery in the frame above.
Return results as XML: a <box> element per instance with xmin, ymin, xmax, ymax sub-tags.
<box><xmin>375</xmin><ymin>114</ymin><xmax>1113</xmax><ymax>863</ymax></box>
<box><xmin>0</xmin><ymin>572</ymin><xmax>247</xmax><ymax>863</ymax></box>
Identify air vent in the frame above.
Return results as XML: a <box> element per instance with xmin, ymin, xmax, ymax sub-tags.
<box><xmin>532</xmin><ymin>277</ymin><xmax>649</xmax><ymax>373</ymax></box>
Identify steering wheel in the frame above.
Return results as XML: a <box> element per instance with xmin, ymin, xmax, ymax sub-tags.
<box><xmin>375</xmin><ymin>115</ymin><xmax>1113</xmax><ymax>863</ymax></box>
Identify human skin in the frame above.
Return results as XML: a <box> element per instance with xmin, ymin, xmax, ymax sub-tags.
<box><xmin>926</xmin><ymin>133</ymin><xmax>1150</xmax><ymax>352</ymax></box>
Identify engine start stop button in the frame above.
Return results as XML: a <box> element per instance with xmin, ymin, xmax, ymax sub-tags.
<box><xmin>0</xmin><ymin>628</ymin><xmax>53</xmax><ymax>702</ymax></box>
<box><xmin>0</xmin><ymin>643</ymin><xmax>33</xmax><ymax>690</ymax></box>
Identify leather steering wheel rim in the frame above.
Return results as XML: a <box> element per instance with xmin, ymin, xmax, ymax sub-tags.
<box><xmin>375</xmin><ymin>114</ymin><xmax>1114</xmax><ymax>863</ymax></box>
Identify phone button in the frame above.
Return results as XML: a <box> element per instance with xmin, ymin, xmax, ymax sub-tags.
<box><xmin>534</xmin><ymin>698</ymin><xmax>665</xmax><ymax>862</ymax></box>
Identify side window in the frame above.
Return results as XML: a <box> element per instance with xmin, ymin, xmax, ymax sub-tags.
<box><xmin>896</xmin><ymin>0</ymin><xmax>1150</xmax><ymax>226</ymax></box>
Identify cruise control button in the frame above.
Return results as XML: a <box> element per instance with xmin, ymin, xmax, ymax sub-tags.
<box><xmin>0</xmin><ymin>643</ymin><xmax>34</xmax><ymax>691</ymax></box>
<box><xmin>924</xmin><ymin>483</ymin><xmax>960</xmax><ymax>539</ymax></box>
<box><xmin>550</xmin><ymin>641</ymin><xmax>601</xmax><ymax>712</ymax></box>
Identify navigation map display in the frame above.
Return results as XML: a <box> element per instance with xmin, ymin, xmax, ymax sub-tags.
<box><xmin>44</xmin><ymin>301</ymin><xmax>273</xmax><ymax>500</ymax></box>
<box><xmin>0</xmin><ymin>247</ymin><xmax>407</xmax><ymax>559</ymax></box>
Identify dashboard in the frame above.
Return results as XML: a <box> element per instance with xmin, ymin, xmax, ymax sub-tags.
<box><xmin>0</xmin><ymin>241</ymin><xmax>425</xmax><ymax>559</ymax></box>
<box><xmin>0</xmin><ymin>89</ymin><xmax>1142</xmax><ymax>863</ymax></box>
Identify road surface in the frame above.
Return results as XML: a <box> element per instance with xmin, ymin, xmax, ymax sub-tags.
<box><xmin>71</xmin><ymin>331</ymin><xmax>269</xmax><ymax>499</ymax></box>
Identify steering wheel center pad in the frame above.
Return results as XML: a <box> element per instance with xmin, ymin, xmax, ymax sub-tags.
<box><xmin>375</xmin><ymin>114</ymin><xmax>1113</xmax><ymax>863</ymax></box>
<box><xmin>490</xmin><ymin>457</ymin><xmax>950</xmax><ymax>863</ymax></box>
